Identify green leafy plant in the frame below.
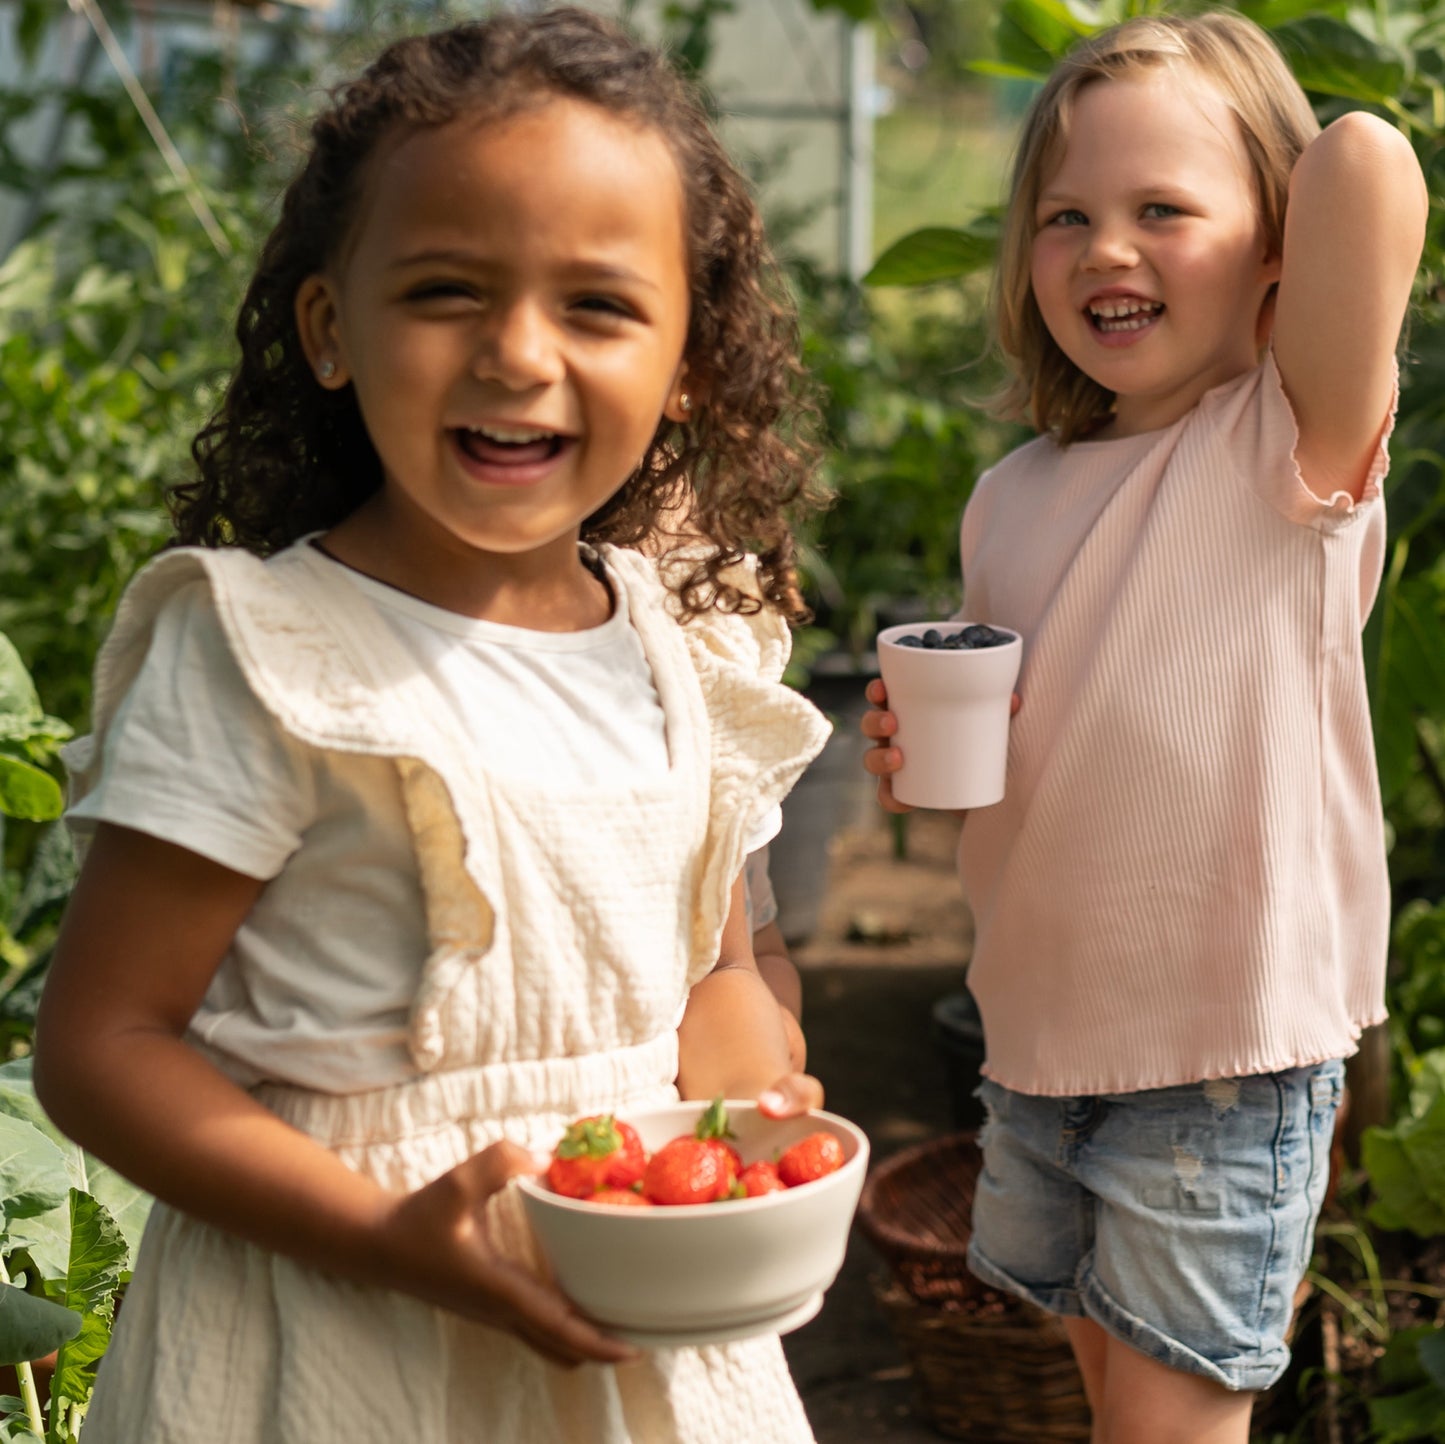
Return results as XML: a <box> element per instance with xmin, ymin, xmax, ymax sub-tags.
<box><xmin>1362</xmin><ymin>1049</ymin><xmax>1445</xmax><ymax>1238</ymax></box>
<box><xmin>1365</xmin><ymin>1325</ymin><xmax>1445</xmax><ymax>1444</ymax></box>
<box><xmin>0</xmin><ymin>633</ymin><xmax>74</xmax><ymax>1061</ymax></box>
<box><xmin>0</xmin><ymin>1060</ymin><xmax>150</xmax><ymax>1442</ymax></box>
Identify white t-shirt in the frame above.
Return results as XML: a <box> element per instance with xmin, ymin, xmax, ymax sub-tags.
<box><xmin>67</xmin><ymin>549</ymin><xmax>779</xmax><ymax>1089</ymax></box>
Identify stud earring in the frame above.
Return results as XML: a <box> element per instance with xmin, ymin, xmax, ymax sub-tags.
<box><xmin>679</xmin><ymin>392</ymin><xmax>692</xmax><ymax>414</ymax></box>
<box><xmin>319</xmin><ymin>360</ymin><xmax>337</xmax><ymax>381</ymax></box>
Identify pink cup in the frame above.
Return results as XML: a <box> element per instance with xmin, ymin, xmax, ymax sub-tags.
<box><xmin>876</xmin><ymin>621</ymin><xmax>1023</xmax><ymax>810</ymax></box>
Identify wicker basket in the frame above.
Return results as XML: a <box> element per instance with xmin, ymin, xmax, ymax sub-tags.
<box><xmin>858</xmin><ymin>1132</ymin><xmax>1092</xmax><ymax>1442</ymax></box>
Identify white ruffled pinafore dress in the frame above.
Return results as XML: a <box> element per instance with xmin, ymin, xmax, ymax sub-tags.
<box><xmin>67</xmin><ymin>541</ymin><xmax>830</xmax><ymax>1444</ymax></box>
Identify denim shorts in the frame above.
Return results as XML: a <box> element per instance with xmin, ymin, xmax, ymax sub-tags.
<box><xmin>966</xmin><ymin>1060</ymin><xmax>1345</xmax><ymax>1392</ymax></box>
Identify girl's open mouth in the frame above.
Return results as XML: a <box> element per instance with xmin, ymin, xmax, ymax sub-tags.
<box><xmin>454</xmin><ymin>425</ymin><xmax>568</xmax><ymax>468</ymax></box>
<box><xmin>1087</xmin><ymin>298</ymin><xmax>1164</xmax><ymax>335</ymax></box>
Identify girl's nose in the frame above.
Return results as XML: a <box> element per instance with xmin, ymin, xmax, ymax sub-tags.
<box><xmin>1081</xmin><ymin>221</ymin><xmax>1138</xmax><ymax>271</ymax></box>
<box><xmin>474</xmin><ymin>301</ymin><xmax>564</xmax><ymax>389</ymax></box>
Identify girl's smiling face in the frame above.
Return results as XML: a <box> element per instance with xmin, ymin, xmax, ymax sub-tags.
<box><xmin>1029</xmin><ymin>70</ymin><xmax>1280</xmax><ymax>438</ymax></box>
<box><xmin>296</xmin><ymin>97</ymin><xmax>691</xmax><ymax>607</ymax></box>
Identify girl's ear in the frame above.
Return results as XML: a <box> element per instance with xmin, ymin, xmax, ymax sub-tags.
<box><xmin>662</xmin><ymin>364</ymin><xmax>695</xmax><ymax>424</ymax></box>
<box><xmin>295</xmin><ymin>274</ymin><xmax>351</xmax><ymax>389</ymax></box>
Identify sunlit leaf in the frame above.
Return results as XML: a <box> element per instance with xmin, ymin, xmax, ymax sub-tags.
<box><xmin>1272</xmin><ymin>15</ymin><xmax>1408</xmax><ymax>103</ymax></box>
<box><xmin>0</xmin><ymin>758</ymin><xmax>62</xmax><ymax>823</ymax></box>
<box><xmin>47</xmin><ymin>1192</ymin><xmax>126</xmax><ymax>1419</ymax></box>
<box><xmin>865</xmin><ymin>220</ymin><xmax>999</xmax><ymax>287</ymax></box>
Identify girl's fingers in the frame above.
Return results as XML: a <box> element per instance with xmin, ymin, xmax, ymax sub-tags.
<box><xmin>865</xmin><ymin>678</ymin><xmax>888</xmax><ymax>706</ymax></box>
<box><xmin>486</xmin><ymin>1260</ymin><xmax>639</xmax><ymax>1366</ymax></box>
<box><xmin>877</xmin><ymin>777</ymin><xmax>912</xmax><ymax>814</ymax></box>
<box><xmin>1011</xmin><ymin>691</ymin><xmax>1022</xmax><ymax>716</ymax></box>
<box><xmin>862</xmin><ymin>744</ymin><xmax>901</xmax><ymax>777</ymax></box>
<box><xmin>859</xmin><ymin>710</ymin><xmax>896</xmax><ymax>742</ymax></box>
<box><xmin>757</xmin><ymin>1072</ymin><xmax>825</xmax><ymax>1117</ymax></box>
<box><xmin>464</xmin><ymin>1138</ymin><xmax>546</xmax><ymax>1195</ymax></box>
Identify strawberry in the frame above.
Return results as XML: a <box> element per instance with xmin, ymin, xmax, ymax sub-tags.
<box><xmin>777</xmin><ymin>1131</ymin><xmax>846</xmax><ymax>1188</ymax></box>
<box><xmin>546</xmin><ymin>1114</ymin><xmax>646</xmax><ymax>1199</ymax></box>
<box><xmin>642</xmin><ymin>1137</ymin><xmax>729</xmax><ymax>1205</ymax></box>
<box><xmin>642</xmin><ymin>1096</ymin><xmax>740</xmax><ymax>1205</ymax></box>
<box><xmin>589</xmin><ymin>1187</ymin><xmax>654</xmax><ymax>1208</ymax></box>
<box><xmin>738</xmin><ymin>1160</ymin><xmax>787</xmax><ymax>1197</ymax></box>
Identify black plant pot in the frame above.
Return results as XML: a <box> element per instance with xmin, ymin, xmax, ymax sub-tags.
<box><xmin>931</xmin><ymin>988</ymin><xmax>987</xmax><ymax>1131</ymax></box>
<box><xmin>769</xmin><ymin>656</ymin><xmax>875</xmax><ymax>945</ymax></box>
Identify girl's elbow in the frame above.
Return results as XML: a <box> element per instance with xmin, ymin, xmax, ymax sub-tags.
<box><xmin>1312</xmin><ymin>113</ymin><xmax>1426</xmax><ymax>211</ymax></box>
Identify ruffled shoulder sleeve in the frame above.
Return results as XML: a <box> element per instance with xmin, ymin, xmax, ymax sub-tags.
<box><xmin>601</xmin><ymin>546</ymin><xmax>831</xmax><ymax>980</ymax></box>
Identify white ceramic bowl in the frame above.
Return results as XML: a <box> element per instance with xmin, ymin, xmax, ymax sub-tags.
<box><xmin>516</xmin><ymin>1100</ymin><xmax>869</xmax><ymax>1346</ymax></box>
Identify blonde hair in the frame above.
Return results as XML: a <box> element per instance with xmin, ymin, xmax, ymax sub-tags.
<box><xmin>993</xmin><ymin>11</ymin><xmax>1319</xmax><ymax>443</ymax></box>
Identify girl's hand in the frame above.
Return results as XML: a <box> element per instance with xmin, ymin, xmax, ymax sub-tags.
<box><xmin>757</xmin><ymin>1072</ymin><xmax>825</xmax><ymax>1119</ymax></box>
<box><xmin>860</xmin><ymin>678</ymin><xmax>911</xmax><ymax>813</ymax></box>
<box><xmin>374</xmin><ymin>1141</ymin><xmax>639</xmax><ymax>1368</ymax></box>
<box><xmin>862</xmin><ymin>679</ymin><xmax>1021</xmax><ymax>812</ymax></box>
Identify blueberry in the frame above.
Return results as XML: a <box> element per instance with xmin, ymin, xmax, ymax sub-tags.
<box><xmin>897</xmin><ymin>634</ymin><xmax>923</xmax><ymax>648</ymax></box>
<box><xmin>960</xmin><ymin>624</ymin><xmax>997</xmax><ymax>648</ymax></box>
<box><xmin>922</xmin><ymin>629</ymin><xmax>942</xmax><ymax>648</ymax></box>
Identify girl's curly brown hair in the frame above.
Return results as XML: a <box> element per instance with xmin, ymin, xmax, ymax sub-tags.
<box><xmin>171</xmin><ymin>7</ymin><xmax>819</xmax><ymax>620</ymax></box>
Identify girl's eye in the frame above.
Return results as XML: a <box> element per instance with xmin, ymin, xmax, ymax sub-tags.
<box><xmin>407</xmin><ymin>282</ymin><xmax>474</xmax><ymax>303</ymax></box>
<box><xmin>1046</xmin><ymin>209</ymin><xmax>1087</xmax><ymax>228</ymax></box>
<box><xmin>573</xmin><ymin>296</ymin><xmax>634</xmax><ymax>320</ymax></box>
<box><xmin>1142</xmin><ymin>202</ymin><xmax>1183</xmax><ymax>220</ymax></box>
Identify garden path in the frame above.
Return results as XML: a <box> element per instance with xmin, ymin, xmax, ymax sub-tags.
<box><xmin>781</xmin><ymin>808</ymin><xmax>974</xmax><ymax>1441</ymax></box>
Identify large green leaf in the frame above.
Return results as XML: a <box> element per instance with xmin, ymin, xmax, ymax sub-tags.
<box><xmin>1364</xmin><ymin>1125</ymin><xmax>1445</xmax><ymax>1235</ymax></box>
<box><xmin>0</xmin><ymin>1064</ymin><xmax>151</xmax><ymax>1269</ymax></box>
<box><xmin>0</xmin><ymin>635</ymin><xmax>41</xmax><ymax>729</ymax></box>
<box><xmin>1271</xmin><ymin>15</ymin><xmax>1409</xmax><ymax>104</ymax></box>
<box><xmin>1422</xmin><ymin>1330</ymin><xmax>1445</xmax><ymax>1393</ymax></box>
<box><xmin>865</xmin><ymin>219</ymin><xmax>1000</xmax><ymax>287</ymax></box>
<box><xmin>0</xmin><ymin>1114</ymin><xmax>71</xmax><ymax>1229</ymax></box>
<box><xmin>0</xmin><ymin>758</ymin><xmax>63</xmax><ymax>824</ymax></box>
<box><xmin>1366</xmin><ymin>558</ymin><xmax>1445</xmax><ymax>803</ymax></box>
<box><xmin>0</xmin><ymin>1283</ymin><xmax>80</xmax><ymax>1368</ymax></box>
<box><xmin>1368</xmin><ymin>1383</ymin><xmax>1445</xmax><ymax>1444</ymax></box>
<box><xmin>1364</xmin><ymin>1057</ymin><xmax>1445</xmax><ymax>1237</ymax></box>
<box><xmin>994</xmin><ymin>0</ymin><xmax>1098</xmax><ymax>77</ymax></box>
<box><xmin>46</xmin><ymin>1192</ymin><xmax>127</xmax><ymax>1427</ymax></box>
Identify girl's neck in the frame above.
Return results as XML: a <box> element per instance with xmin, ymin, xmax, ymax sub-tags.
<box><xmin>317</xmin><ymin>503</ymin><xmax>612</xmax><ymax>632</ymax></box>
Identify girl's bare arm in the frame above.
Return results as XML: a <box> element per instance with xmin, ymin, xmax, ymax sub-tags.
<box><xmin>34</xmin><ymin>823</ymin><xmax>634</xmax><ymax>1367</ymax></box>
<box><xmin>1272</xmin><ymin>113</ymin><xmax>1427</xmax><ymax>498</ymax></box>
<box><xmin>676</xmin><ymin>874</ymin><xmax>823</xmax><ymax>1112</ymax></box>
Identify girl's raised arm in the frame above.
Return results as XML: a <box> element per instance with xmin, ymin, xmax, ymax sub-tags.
<box><xmin>1272</xmin><ymin>112</ymin><xmax>1427</xmax><ymax>499</ymax></box>
<box><xmin>34</xmin><ymin>824</ymin><xmax>635</xmax><ymax>1368</ymax></box>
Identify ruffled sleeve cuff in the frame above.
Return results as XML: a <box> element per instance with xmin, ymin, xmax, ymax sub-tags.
<box><xmin>1245</xmin><ymin>347</ymin><xmax>1396</xmax><ymax>532</ymax></box>
<box><xmin>675</xmin><ymin>564</ymin><xmax>832</xmax><ymax>983</ymax></box>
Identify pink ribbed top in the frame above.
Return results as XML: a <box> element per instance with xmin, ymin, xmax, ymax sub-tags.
<box><xmin>957</xmin><ymin>355</ymin><xmax>1392</xmax><ymax>1096</ymax></box>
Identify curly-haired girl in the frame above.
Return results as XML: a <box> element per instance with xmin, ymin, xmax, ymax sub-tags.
<box><xmin>35</xmin><ymin>10</ymin><xmax>831</xmax><ymax>1441</ymax></box>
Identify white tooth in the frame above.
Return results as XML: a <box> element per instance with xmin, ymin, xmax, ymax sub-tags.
<box><xmin>473</xmin><ymin>425</ymin><xmax>551</xmax><ymax>444</ymax></box>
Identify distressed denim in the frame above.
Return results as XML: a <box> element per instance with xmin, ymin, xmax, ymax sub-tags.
<box><xmin>967</xmin><ymin>1060</ymin><xmax>1344</xmax><ymax>1391</ymax></box>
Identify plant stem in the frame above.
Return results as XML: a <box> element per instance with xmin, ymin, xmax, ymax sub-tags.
<box><xmin>0</xmin><ymin>1256</ymin><xmax>45</xmax><ymax>1437</ymax></box>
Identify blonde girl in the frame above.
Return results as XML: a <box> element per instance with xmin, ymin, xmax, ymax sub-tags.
<box><xmin>864</xmin><ymin>13</ymin><xmax>1426</xmax><ymax>1443</ymax></box>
